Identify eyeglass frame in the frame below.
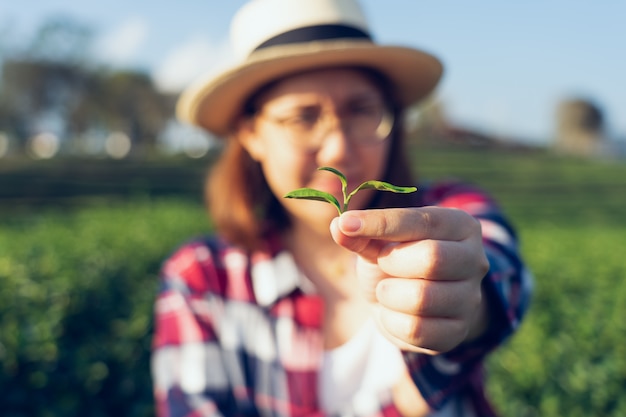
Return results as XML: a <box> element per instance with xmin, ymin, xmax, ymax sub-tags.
<box><xmin>251</xmin><ymin>97</ymin><xmax>396</xmax><ymax>151</ymax></box>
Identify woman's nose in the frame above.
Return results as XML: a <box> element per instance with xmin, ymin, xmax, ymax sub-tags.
<box><xmin>315</xmin><ymin>121</ymin><xmax>354</xmax><ymax>166</ymax></box>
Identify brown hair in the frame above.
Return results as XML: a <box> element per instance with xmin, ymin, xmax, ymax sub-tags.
<box><xmin>205</xmin><ymin>69</ymin><xmax>417</xmax><ymax>251</ymax></box>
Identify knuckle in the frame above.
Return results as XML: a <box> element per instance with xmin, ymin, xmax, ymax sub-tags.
<box><xmin>414</xmin><ymin>282</ymin><xmax>433</xmax><ymax>314</ymax></box>
<box><xmin>459</xmin><ymin>209</ymin><xmax>482</xmax><ymax>236</ymax></box>
<box><xmin>423</xmin><ymin>240</ymin><xmax>446</xmax><ymax>276</ymax></box>
<box><xmin>377</xmin><ymin>212</ymin><xmax>391</xmax><ymax>235</ymax></box>
<box><xmin>470</xmin><ymin>215</ymin><xmax>483</xmax><ymax>235</ymax></box>
<box><xmin>478</xmin><ymin>252</ymin><xmax>490</xmax><ymax>277</ymax></box>
<box><xmin>363</xmin><ymin>210</ymin><xmax>392</xmax><ymax>237</ymax></box>
<box><xmin>419</xmin><ymin>209</ymin><xmax>436</xmax><ymax>236</ymax></box>
<box><xmin>408</xmin><ymin>319</ymin><xmax>463</xmax><ymax>353</ymax></box>
<box><xmin>403</xmin><ymin>316</ymin><xmax>426</xmax><ymax>344</ymax></box>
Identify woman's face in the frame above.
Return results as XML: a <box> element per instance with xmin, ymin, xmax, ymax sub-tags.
<box><xmin>238</xmin><ymin>67</ymin><xmax>393</xmax><ymax>232</ymax></box>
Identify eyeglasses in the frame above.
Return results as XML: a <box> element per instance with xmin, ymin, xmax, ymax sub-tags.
<box><xmin>256</xmin><ymin>100</ymin><xmax>394</xmax><ymax>151</ymax></box>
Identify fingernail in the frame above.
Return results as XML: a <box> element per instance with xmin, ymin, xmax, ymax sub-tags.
<box><xmin>340</xmin><ymin>214</ymin><xmax>362</xmax><ymax>233</ymax></box>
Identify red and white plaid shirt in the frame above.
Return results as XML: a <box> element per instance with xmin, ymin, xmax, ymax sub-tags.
<box><xmin>152</xmin><ymin>182</ymin><xmax>532</xmax><ymax>417</ymax></box>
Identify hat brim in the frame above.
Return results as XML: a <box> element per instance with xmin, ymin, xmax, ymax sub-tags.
<box><xmin>177</xmin><ymin>40</ymin><xmax>444</xmax><ymax>137</ymax></box>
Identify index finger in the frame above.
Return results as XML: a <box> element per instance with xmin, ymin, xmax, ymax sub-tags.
<box><xmin>337</xmin><ymin>207</ymin><xmax>478</xmax><ymax>243</ymax></box>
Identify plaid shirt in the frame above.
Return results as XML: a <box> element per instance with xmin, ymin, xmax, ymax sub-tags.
<box><xmin>152</xmin><ymin>182</ymin><xmax>532</xmax><ymax>417</ymax></box>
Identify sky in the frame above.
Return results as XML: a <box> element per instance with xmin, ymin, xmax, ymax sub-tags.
<box><xmin>1</xmin><ymin>0</ymin><xmax>625</xmax><ymax>145</ymax></box>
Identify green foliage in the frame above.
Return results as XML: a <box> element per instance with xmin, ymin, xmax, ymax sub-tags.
<box><xmin>414</xmin><ymin>146</ymin><xmax>626</xmax><ymax>416</ymax></box>
<box><xmin>1</xmin><ymin>147</ymin><xmax>626</xmax><ymax>416</ymax></box>
<box><xmin>413</xmin><ymin>146</ymin><xmax>625</xmax><ymax>228</ymax></box>
<box><xmin>486</xmin><ymin>225</ymin><xmax>626</xmax><ymax>417</ymax></box>
<box><xmin>284</xmin><ymin>166</ymin><xmax>417</xmax><ymax>214</ymax></box>
<box><xmin>0</xmin><ymin>198</ymin><xmax>209</xmax><ymax>417</ymax></box>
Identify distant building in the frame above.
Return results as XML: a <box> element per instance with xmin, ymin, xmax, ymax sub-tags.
<box><xmin>554</xmin><ymin>98</ymin><xmax>607</xmax><ymax>157</ymax></box>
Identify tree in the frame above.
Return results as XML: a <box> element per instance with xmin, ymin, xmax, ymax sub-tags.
<box><xmin>0</xmin><ymin>16</ymin><xmax>175</xmax><ymax>157</ymax></box>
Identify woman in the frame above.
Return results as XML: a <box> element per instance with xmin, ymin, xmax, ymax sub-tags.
<box><xmin>152</xmin><ymin>0</ymin><xmax>532</xmax><ymax>416</ymax></box>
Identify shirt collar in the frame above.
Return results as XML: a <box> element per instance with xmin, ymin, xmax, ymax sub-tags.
<box><xmin>250</xmin><ymin>249</ymin><xmax>316</xmax><ymax>307</ymax></box>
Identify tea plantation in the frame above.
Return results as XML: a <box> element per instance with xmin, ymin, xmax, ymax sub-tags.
<box><xmin>415</xmin><ymin>146</ymin><xmax>626</xmax><ymax>417</ymax></box>
<box><xmin>1</xmin><ymin>146</ymin><xmax>625</xmax><ymax>416</ymax></box>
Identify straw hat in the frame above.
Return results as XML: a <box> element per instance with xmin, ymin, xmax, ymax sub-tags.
<box><xmin>176</xmin><ymin>0</ymin><xmax>444</xmax><ymax>137</ymax></box>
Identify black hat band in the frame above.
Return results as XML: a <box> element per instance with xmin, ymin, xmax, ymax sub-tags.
<box><xmin>254</xmin><ymin>24</ymin><xmax>372</xmax><ymax>51</ymax></box>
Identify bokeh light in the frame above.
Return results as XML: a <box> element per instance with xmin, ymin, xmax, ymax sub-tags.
<box><xmin>28</xmin><ymin>132</ymin><xmax>60</xmax><ymax>159</ymax></box>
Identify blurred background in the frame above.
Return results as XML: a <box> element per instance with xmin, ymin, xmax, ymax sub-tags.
<box><xmin>1</xmin><ymin>1</ymin><xmax>625</xmax><ymax>416</ymax></box>
<box><xmin>1</xmin><ymin>0</ymin><xmax>625</xmax><ymax>160</ymax></box>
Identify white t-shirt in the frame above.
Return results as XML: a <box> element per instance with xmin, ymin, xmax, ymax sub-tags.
<box><xmin>318</xmin><ymin>319</ymin><xmax>405</xmax><ymax>416</ymax></box>
<box><xmin>318</xmin><ymin>320</ymin><xmax>474</xmax><ymax>417</ymax></box>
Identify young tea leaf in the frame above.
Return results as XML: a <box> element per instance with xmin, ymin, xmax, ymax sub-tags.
<box><xmin>318</xmin><ymin>166</ymin><xmax>347</xmax><ymax>185</ymax></box>
<box><xmin>284</xmin><ymin>188</ymin><xmax>342</xmax><ymax>215</ymax></box>
<box><xmin>346</xmin><ymin>180</ymin><xmax>417</xmax><ymax>203</ymax></box>
<box><xmin>318</xmin><ymin>166</ymin><xmax>347</xmax><ymax>201</ymax></box>
<box><xmin>284</xmin><ymin>168</ymin><xmax>417</xmax><ymax>215</ymax></box>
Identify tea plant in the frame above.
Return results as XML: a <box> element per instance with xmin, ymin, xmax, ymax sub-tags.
<box><xmin>284</xmin><ymin>166</ymin><xmax>417</xmax><ymax>215</ymax></box>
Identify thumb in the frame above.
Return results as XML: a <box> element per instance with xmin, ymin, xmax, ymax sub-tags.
<box><xmin>330</xmin><ymin>214</ymin><xmax>383</xmax><ymax>262</ymax></box>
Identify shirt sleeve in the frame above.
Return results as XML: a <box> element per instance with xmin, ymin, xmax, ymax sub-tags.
<box><xmin>402</xmin><ymin>181</ymin><xmax>533</xmax><ymax>411</ymax></box>
<box><xmin>151</xmin><ymin>240</ymin><xmax>236</xmax><ymax>417</ymax></box>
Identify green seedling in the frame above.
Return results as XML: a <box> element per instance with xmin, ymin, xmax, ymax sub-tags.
<box><xmin>284</xmin><ymin>166</ymin><xmax>417</xmax><ymax>215</ymax></box>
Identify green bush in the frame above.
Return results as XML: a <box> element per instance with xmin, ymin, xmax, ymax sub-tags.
<box><xmin>417</xmin><ymin>147</ymin><xmax>626</xmax><ymax>416</ymax></box>
<box><xmin>487</xmin><ymin>225</ymin><xmax>626</xmax><ymax>416</ymax></box>
<box><xmin>0</xmin><ymin>198</ymin><xmax>209</xmax><ymax>417</ymax></box>
<box><xmin>1</xmin><ymin>147</ymin><xmax>625</xmax><ymax>416</ymax></box>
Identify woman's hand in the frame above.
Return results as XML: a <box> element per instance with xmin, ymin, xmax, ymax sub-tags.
<box><xmin>330</xmin><ymin>207</ymin><xmax>490</xmax><ymax>354</ymax></box>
